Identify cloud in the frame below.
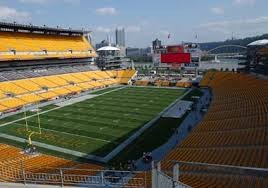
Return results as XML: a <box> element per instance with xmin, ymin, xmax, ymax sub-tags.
<box><xmin>19</xmin><ymin>0</ymin><xmax>80</xmax><ymax>5</ymax></box>
<box><xmin>95</xmin><ymin>7</ymin><xmax>117</xmax><ymax>16</ymax></box>
<box><xmin>126</xmin><ymin>26</ymin><xmax>141</xmax><ymax>32</ymax></box>
<box><xmin>196</xmin><ymin>16</ymin><xmax>268</xmax><ymax>41</ymax></box>
<box><xmin>0</xmin><ymin>6</ymin><xmax>31</xmax><ymax>22</ymax></box>
<box><xmin>62</xmin><ymin>0</ymin><xmax>80</xmax><ymax>5</ymax></box>
<box><xmin>34</xmin><ymin>10</ymin><xmax>46</xmax><ymax>15</ymax></box>
<box><xmin>233</xmin><ymin>0</ymin><xmax>256</xmax><ymax>6</ymax></box>
<box><xmin>199</xmin><ymin>16</ymin><xmax>268</xmax><ymax>31</ymax></box>
<box><xmin>95</xmin><ymin>25</ymin><xmax>142</xmax><ymax>33</ymax></box>
<box><xmin>95</xmin><ymin>26</ymin><xmax>113</xmax><ymax>33</ymax></box>
<box><xmin>159</xmin><ymin>30</ymin><xmax>170</xmax><ymax>36</ymax></box>
<box><xmin>210</xmin><ymin>7</ymin><xmax>224</xmax><ymax>15</ymax></box>
<box><xmin>19</xmin><ymin>0</ymin><xmax>48</xmax><ymax>4</ymax></box>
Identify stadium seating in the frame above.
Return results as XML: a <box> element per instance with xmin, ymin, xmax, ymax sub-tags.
<box><xmin>115</xmin><ymin>70</ymin><xmax>136</xmax><ymax>84</ymax></box>
<box><xmin>0</xmin><ymin>144</ymin><xmax>103</xmax><ymax>182</ymax></box>
<box><xmin>157</xmin><ymin>72</ymin><xmax>268</xmax><ymax>187</ymax></box>
<box><xmin>135</xmin><ymin>80</ymin><xmax>150</xmax><ymax>86</ymax></box>
<box><xmin>0</xmin><ymin>70</ymin><xmax>136</xmax><ymax>112</ymax></box>
<box><xmin>0</xmin><ymin>31</ymin><xmax>97</xmax><ymax>61</ymax></box>
<box><xmin>176</xmin><ymin>81</ymin><xmax>192</xmax><ymax>88</ymax></box>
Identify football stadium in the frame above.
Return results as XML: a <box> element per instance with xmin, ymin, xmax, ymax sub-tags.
<box><xmin>0</xmin><ymin>16</ymin><xmax>267</xmax><ymax>188</ymax></box>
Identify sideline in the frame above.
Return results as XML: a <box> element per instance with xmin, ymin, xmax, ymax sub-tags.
<box><xmin>0</xmin><ymin>86</ymin><xmax>127</xmax><ymax>128</ymax></box>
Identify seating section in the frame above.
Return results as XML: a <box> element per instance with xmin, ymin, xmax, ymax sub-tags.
<box><xmin>0</xmin><ymin>31</ymin><xmax>97</xmax><ymax>61</ymax></box>
<box><xmin>159</xmin><ymin>72</ymin><xmax>268</xmax><ymax>187</ymax></box>
<box><xmin>135</xmin><ymin>80</ymin><xmax>150</xmax><ymax>86</ymax></box>
<box><xmin>0</xmin><ymin>70</ymin><xmax>136</xmax><ymax>113</ymax></box>
<box><xmin>0</xmin><ymin>144</ymin><xmax>103</xmax><ymax>182</ymax></box>
<box><xmin>115</xmin><ymin>70</ymin><xmax>136</xmax><ymax>84</ymax></box>
<box><xmin>176</xmin><ymin>81</ymin><xmax>192</xmax><ymax>88</ymax></box>
<box><xmin>155</xmin><ymin>80</ymin><xmax>170</xmax><ymax>87</ymax></box>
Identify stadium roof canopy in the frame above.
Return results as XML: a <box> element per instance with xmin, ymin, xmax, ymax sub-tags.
<box><xmin>0</xmin><ymin>22</ymin><xmax>91</xmax><ymax>35</ymax></box>
<box><xmin>248</xmin><ymin>39</ymin><xmax>268</xmax><ymax>46</ymax></box>
<box><xmin>97</xmin><ymin>46</ymin><xmax>120</xmax><ymax>51</ymax></box>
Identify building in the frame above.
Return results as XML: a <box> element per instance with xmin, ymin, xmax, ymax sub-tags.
<box><xmin>126</xmin><ymin>47</ymin><xmax>152</xmax><ymax>57</ymax></box>
<box><xmin>115</xmin><ymin>28</ymin><xmax>125</xmax><ymax>47</ymax></box>
<box><xmin>152</xmin><ymin>38</ymin><xmax>162</xmax><ymax>50</ymax></box>
<box><xmin>96</xmin><ymin>46</ymin><xmax>130</xmax><ymax>70</ymax></box>
<box><xmin>96</xmin><ymin>39</ymin><xmax>109</xmax><ymax>50</ymax></box>
<box><xmin>247</xmin><ymin>39</ymin><xmax>268</xmax><ymax>74</ymax></box>
<box><xmin>126</xmin><ymin>47</ymin><xmax>141</xmax><ymax>57</ymax></box>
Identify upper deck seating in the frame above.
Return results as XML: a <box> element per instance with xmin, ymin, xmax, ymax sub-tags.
<box><xmin>0</xmin><ymin>31</ymin><xmax>97</xmax><ymax>61</ymax></box>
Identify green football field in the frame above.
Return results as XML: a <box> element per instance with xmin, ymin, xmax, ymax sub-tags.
<box><xmin>0</xmin><ymin>87</ymin><xmax>186</xmax><ymax>157</ymax></box>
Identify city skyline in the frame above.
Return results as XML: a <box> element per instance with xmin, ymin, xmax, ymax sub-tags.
<box><xmin>0</xmin><ymin>0</ymin><xmax>268</xmax><ymax>47</ymax></box>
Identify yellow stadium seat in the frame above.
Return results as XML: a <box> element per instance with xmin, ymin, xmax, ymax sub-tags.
<box><xmin>52</xmin><ymin>87</ymin><xmax>71</xmax><ymax>96</ymax></box>
<box><xmin>18</xmin><ymin>93</ymin><xmax>44</xmax><ymax>103</ymax></box>
<box><xmin>0</xmin><ymin>31</ymin><xmax>97</xmax><ymax>61</ymax></box>
<box><xmin>0</xmin><ymin>98</ymin><xmax>27</xmax><ymax>109</ymax></box>
<box><xmin>14</xmin><ymin>79</ymin><xmax>42</xmax><ymax>92</ymax></box>
<box><xmin>0</xmin><ymin>82</ymin><xmax>28</xmax><ymax>95</ymax></box>
<box><xmin>38</xmin><ymin>91</ymin><xmax>59</xmax><ymax>100</ymax></box>
<box><xmin>45</xmin><ymin>76</ymin><xmax>69</xmax><ymax>86</ymax></box>
<box><xmin>31</xmin><ymin>77</ymin><xmax>59</xmax><ymax>88</ymax></box>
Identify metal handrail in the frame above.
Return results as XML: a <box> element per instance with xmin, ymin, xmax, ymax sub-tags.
<box><xmin>171</xmin><ymin>160</ymin><xmax>268</xmax><ymax>178</ymax></box>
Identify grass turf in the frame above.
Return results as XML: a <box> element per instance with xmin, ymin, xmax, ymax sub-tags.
<box><xmin>109</xmin><ymin>88</ymin><xmax>204</xmax><ymax>166</ymax></box>
<box><xmin>0</xmin><ymin>87</ymin><xmax>186</xmax><ymax>157</ymax></box>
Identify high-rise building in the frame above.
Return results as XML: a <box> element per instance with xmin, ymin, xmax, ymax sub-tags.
<box><xmin>152</xmin><ymin>38</ymin><xmax>162</xmax><ymax>50</ymax></box>
<box><xmin>115</xmin><ymin>28</ymin><xmax>125</xmax><ymax>47</ymax></box>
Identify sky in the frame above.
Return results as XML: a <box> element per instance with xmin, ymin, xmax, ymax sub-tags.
<box><xmin>0</xmin><ymin>0</ymin><xmax>268</xmax><ymax>47</ymax></box>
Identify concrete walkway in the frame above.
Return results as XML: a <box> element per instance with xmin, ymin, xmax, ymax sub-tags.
<box><xmin>135</xmin><ymin>89</ymin><xmax>211</xmax><ymax>171</ymax></box>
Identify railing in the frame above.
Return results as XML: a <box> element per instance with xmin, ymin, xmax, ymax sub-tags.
<box><xmin>151</xmin><ymin>162</ymin><xmax>191</xmax><ymax>188</ymax></box>
<box><xmin>171</xmin><ymin>160</ymin><xmax>268</xmax><ymax>178</ymax></box>
<box><xmin>0</xmin><ymin>164</ymin><xmax>147</xmax><ymax>187</ymax></box>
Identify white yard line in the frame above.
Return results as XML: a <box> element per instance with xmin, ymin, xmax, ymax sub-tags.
<box><xmin>12</xmin><ymin>122</ymin><xmax>116</xmax><ymax>144</ymax></box>
<box><xmin>0</xmin><ymin>86</ymin><xmax>127</xmax><ymax>128</ymax></box>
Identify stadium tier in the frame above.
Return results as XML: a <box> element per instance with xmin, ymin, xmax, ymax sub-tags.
<box><xmin>0</xmin><ymin>144</ymin><xmax>103</xmax><ymax>182</ymax></box>
<box><xmin>0</xmin><ymin>69</ymin><xmax>136</xmax><ymax>113</ymax></box>
<box><xmin>127</xmin><ymin>72</ymin><xmax>268</xmax><ymax>188</ymax></box>
<box><xmin>158</xmin><ymin>72</ymin><xmax>268</xmax><ymax>187</ymax></box>
<box><xmin>0</xmin><ymin>31</ymin><xmax>97</xmax><ymax>61</ymax></box>
<box><xmin>135</xmin><ymin>80</ymin><xmax>150</xmax><ymax>86</ymax></box>
<box><xmin>176</xmin><ymin>81</ymin><xmax>192</xmax><ymax>88</ymax></box>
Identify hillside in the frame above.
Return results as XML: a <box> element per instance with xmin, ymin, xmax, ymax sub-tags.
<box><xmin>200</xmin><ymin>33</ymin><xmax>268</xmax><ymax>53</ymax></box>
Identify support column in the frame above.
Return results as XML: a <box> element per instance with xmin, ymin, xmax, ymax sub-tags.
<box><xmin>173</xmin><ymin>163</ymin><xmax>179</xmax><ymax>182</ymax></box>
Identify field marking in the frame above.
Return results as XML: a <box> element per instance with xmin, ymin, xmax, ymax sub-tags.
<box><xmin>0</xmin><ymin>87</ymin><xmax>190</xmax><ymax>163</ymax></box>
<box><xmin>0</xmin><ymin>86</ymin><xmax>127</xmax><ymax>128</ymax></box>
<box><xmin>12</xmin><ymin>122</ymin><xmax>117</xmax><ymax>144</ymax></box>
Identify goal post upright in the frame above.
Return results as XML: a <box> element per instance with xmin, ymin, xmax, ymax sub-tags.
<box><xmin>23</xmin><ymin>106</ymin><xmax>42</xmax><ymax>146</ymax></box>
<box><xmin>23</xmin><ymin>107</ymin><xmax>29</xmax><ymax>132</ymax></box>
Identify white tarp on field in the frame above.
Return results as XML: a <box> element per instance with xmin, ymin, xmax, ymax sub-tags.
<box><xmin>162</xmin><ymin>100</ymin><xmax>193</xmax><ymax>118</ymax></box>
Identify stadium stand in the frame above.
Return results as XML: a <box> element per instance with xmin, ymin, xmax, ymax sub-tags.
<box><xmin>0</xmin><ymin>23</ymin><xmax>139</xmax><ymax>187</ymax></box>
<box><xmin>176</xmin><ymin>81</ymin><xmax>192</xmax><ymax>88</ymax></box>
<box><xmin>128</xmin><ymin>72</ymin><xmax>268</xmax><ymax>188</ymax></box>
<box><xmin>0</xmin><ymin>70</ymin><xmax>136</xmax><ymax>113</ymax></box>
<box><xmin>158</xmin><ymin>72</ymin><xmax>268</xmax><ymax>187</ymax></box>
<box><xmin>0</xmin><ymin>31</ymin><xmax>97</xmax><ymax>61</ymax></box>
<box><xmin>0</xmin><ymin>144</ymin><xmax>103</xmax><ymax>183</ymax></box>
<box><xmin>134</xmin><ymin>80</ymin><xmax>150</xmax><ymax>86</ymax></box>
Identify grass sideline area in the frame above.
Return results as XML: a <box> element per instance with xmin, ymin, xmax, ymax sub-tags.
<box><xmin>109</xmin><ymin>88</ymin><xmax>204</xmax><ymax>167</ymax></box>
<box><xmin>0</xmin><ymin>87</ymin><xmax>186</xmax><ymax>158</ymax></box>
<box><xmin>109</xmin><ymin>116</ymin><xmax>187</xmax><ymax>166</ymax></box>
